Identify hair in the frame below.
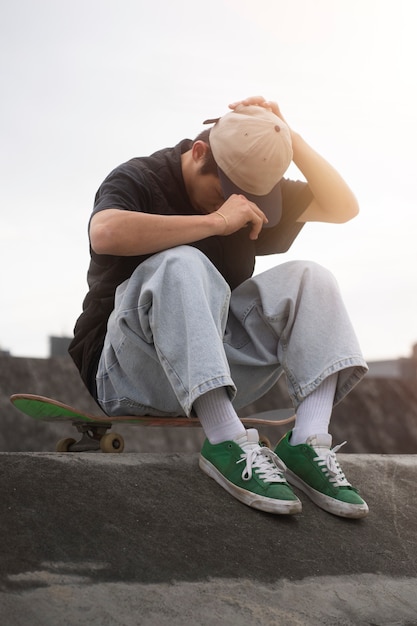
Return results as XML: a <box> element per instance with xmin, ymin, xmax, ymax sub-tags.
<box><xmin>193</xmin><ymin>128</ymin><xmax>218</xmax><ymax>176</ymax></box>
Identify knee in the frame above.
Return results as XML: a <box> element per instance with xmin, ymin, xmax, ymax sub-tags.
<box><xmin>153</xmin><ymin>246</ymin><xmax>203</xmax><ymax>277</ymax></box>
<box><xmin>161</xmin><ymin>245</ymin><xmax>210</xmax><ymax>270</ymax></box>
<box><xmin>140</xmin><ymin>245</ymin><xmax>231</xmax><ymax>295</ymax></box>
<box><xmin>266</xmin><ymin>260</ymin><xmax>339</xmax><ymax>300</ymax></box>
<box><xmin>292</xmin><ymin>260</ymin><xmax>340</xmax><ymax>297</ymax></box>
<box><xmin>296</xmin><ymin>260</ymin><xmax>336</xmax><ymax>281</ymax></box>
<box><xmin>132</xmin><ymin>245</ymin><xmax>210</xmax><ymax>276</ymax></box>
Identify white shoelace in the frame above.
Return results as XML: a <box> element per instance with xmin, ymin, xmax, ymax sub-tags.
<box><xmin>314</xmin><ymin>441</ymin><xmax>351</xmax><ymax>487</ymax></box>
<box><xmin>237</xmin><ymin>445</ymin><xmax>287</xmax><ymax>484</ymax></box>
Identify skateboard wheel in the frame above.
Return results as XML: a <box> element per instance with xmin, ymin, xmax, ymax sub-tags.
<box><xmin>56</xmin><ymin>437</ymin><xmax>77</xmax><ymax>452</ymax></box>
<box><xmin>100</xmin><ymin>432</ymin><xmax>125</xmax><ymax>453</ymax></box>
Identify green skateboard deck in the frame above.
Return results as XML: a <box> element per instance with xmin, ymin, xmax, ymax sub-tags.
<box><xmin>10</xmin><ymin>393</ymin><xmax>295</xmax><ymax>453</ymax></box>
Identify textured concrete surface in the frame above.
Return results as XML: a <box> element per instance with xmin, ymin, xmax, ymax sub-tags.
<box><xmin>1</xmin><ymin>452</ymin><xmax>417</xmax><ymax>625</ymax></box>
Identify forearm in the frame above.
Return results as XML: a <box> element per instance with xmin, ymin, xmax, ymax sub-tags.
<box><xmin>90</xmin><ymin>209</ymin><xmax>225</xmax><ymax>256</ymax></box>
<box><xmin>291</xmin><ymin>131</ymin><xmax>359</xmax><ymax>223</ymax></box>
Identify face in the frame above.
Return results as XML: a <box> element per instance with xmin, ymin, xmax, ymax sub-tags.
<box><xmin>182</xmin><ymin>141</ymin><xmax>225</xmax><ymax>214</ymax></box>
<box><xmin>190</xmin><ymin>171</ymin><xmax>225</xmax><ymax>215</ymax></box>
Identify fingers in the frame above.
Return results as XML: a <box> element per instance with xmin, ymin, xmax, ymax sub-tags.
<box><xmin>240</xmin><ymin>196</ymin><xmax>268</xmax><ymax>240</ymax></box>
<box><xmin>229</xmin><ymin>96</ymin><xmax>267</xmax><ymax>109</ymax></box>
<box><xmin>247</xmin><ymin>208</ymin><xmax>267</xmax><ymax>240</ymax></box>
<box><xmin>229</xmin><ymin>96</ymin><xmax>282</xmax><ymax>120</ymax></box>
<box><xmin>219</xmin><ymin>194</ymin><xmax>268</xmax><ymax>239</ymax></box>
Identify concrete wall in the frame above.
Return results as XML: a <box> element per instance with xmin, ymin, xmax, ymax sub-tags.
<box><xmin>1</xmin><ymin>354</ymin><xmax>417</xmax><ymax>454</ymax></box>
<box><xmin>2</xmin><ymin>355</ymin><xmax>417</xmax><ymax>624</ymax></box>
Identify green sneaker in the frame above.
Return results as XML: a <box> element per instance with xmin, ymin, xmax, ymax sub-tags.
<box><xmin>199</xmin><ymin>429</ymin><xmax>302</xmax><ymax>514</ymax></box>
<box><xmin>275</xmin><ymin>431</ymin><xmax>369</xmax><ymax>519</ymax></box>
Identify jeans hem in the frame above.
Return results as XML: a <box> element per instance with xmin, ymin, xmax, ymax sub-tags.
<box><xmin>186</xmin><ymin>376</ymin><xmax>237</xmax><ymax>416</ymax></box>
<box><xmin>286</xmin><ymin>356</ymin><xmax>368</xmax><ymax>409</ymax></box>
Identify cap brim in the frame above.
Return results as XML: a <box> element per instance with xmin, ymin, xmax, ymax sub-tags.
<box><xmin>218</xmin><ymin>168</ymin><xmax>282</xmax><ymax>228</ymax></box>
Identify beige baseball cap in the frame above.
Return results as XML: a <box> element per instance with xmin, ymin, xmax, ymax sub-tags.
<box><xmin>203</xmin><ymin>104</ymin><xmax>293</xmax><ymax>226</ymax></box>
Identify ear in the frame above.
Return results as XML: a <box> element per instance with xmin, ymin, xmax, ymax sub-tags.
<box><xmin>191</xmin><ymin>140</ymin><xmax>209</xmax><ymax>164</ymax></box>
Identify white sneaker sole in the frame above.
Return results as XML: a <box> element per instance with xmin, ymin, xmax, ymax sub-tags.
<box><xmin>285</xmin><ymin>469</ymin><xmax>369</xmax><ymax>519</ymax></box>
<box><xmin>199</xmin><ymin>455</ymin><xmax>302</xmax><ymax>515</ymax></box>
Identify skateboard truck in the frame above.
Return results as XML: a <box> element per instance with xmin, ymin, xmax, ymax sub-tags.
<box><xmin>56</xmin><ymin>422</ymin><xmax>125</xmax><ymax>453</ymax></box>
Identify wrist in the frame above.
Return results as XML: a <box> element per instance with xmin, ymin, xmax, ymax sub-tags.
<box><xmin>209</xmin><ymin>210</ymin><xmax>228</xmax><ymax>235</ymax></box>
<box><xmin>215</xmin><ymin>210</ymin><xmax>228</xmax><ymax>231</ymax></box>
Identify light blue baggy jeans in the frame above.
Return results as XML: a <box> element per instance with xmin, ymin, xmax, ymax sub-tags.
<box><xmin>96</xmin><ymin>246</ymin><xmax>368</xmax><ymax>417</ymax></box>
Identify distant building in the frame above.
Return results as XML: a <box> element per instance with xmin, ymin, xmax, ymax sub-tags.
<box><xmin>49</xmin><ymin>336</ymin><xmax>72</xmax><ymax>358</ymax></box>
<box><xmin>367</xmin><ymin>344</ymin><xmax>417</xmax><ymax>379</ymax></box>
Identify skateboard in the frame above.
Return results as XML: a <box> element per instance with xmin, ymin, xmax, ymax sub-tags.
<box><xmin>10</xmin><ymin>393</ymin><xmax>295</xmax><ymax>454</ymax></box>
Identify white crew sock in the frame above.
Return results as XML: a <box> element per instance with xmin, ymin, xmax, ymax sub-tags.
<box><xmin>290</xmin><ymin>373</ymin><xmax>338</xmax><ymax>446</ymax></box>
<box><xmin>193</xmin><ymin>387</ymin><xmax>246</xmax><ymax>444</ymax></box>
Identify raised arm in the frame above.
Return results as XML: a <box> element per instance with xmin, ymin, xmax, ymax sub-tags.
<box><xmin>290</xmin><ymin>132</ymin><xmax>359</xmax><ymax>223</ymax></box>
<box><xmin>229</xmin><ymin>96</ymin><xmax>359</xmax><ymax>224</ymax></box>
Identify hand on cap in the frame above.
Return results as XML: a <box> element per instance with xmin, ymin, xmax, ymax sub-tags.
<box><xmin>229</xmin><ymin>96</ymin><xmax>287</xmax><ymax>125</ymax></box>
<box><xmin>214</xmin><ymin>194</ymin><xmax>268</xmax><ymax>240</ymax></box>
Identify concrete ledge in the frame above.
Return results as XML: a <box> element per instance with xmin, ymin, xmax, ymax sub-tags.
<box><xmin>1</xmin><ymin>453</ymin><xmax>417</xmax><ymax>625</ymax></box>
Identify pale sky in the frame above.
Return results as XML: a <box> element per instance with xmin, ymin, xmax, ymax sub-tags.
<box><xmin>1</xmin><ymin>0</ymin><xmax>416</xmax><ymax>361</ymax></box>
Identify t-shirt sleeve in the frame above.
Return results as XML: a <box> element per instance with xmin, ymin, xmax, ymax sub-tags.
<box><xmin>255</xmin><ymin>178</ymin><xmax>313</xmax><ymax>255</ymax></box>
<box><xmin>92</xmin><ymin>161</ymin><xmax>152</xmax><ymax>217</ymax></box>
